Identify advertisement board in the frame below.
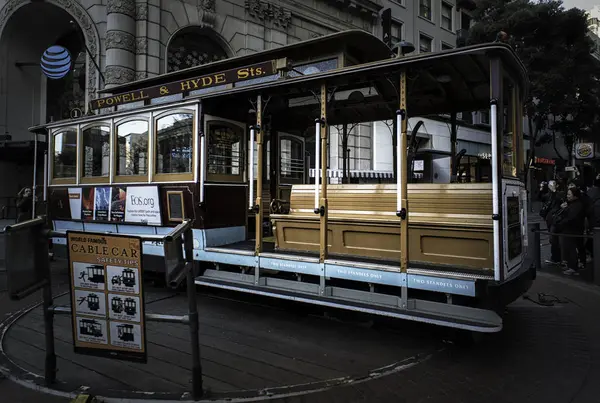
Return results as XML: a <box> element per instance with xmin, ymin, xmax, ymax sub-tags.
<box><xmin>67</xmin><ymin>231</ymin><xmax>147</xmax><ymax>363</ymax></box>
<box><xmin>63</xmin><ymin>186</ymin><xmax>161</xmax><ymax>225</ymax></box>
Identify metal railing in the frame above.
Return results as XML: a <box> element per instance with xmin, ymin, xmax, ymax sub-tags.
<box><xmin>4</xmin><ymin>217</ymin><xmax>204</xmax><ymax>399</ymax></box>
<box><xmin>529</xmin><ymin>222</ymin><xmax>600</xmax><ymax>284</ymax></box>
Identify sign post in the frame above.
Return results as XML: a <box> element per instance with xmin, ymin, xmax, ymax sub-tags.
<box><xmin>67</xmin><ymin>232</ymin><xmax>147</xmax><ymax>363</ymax></box>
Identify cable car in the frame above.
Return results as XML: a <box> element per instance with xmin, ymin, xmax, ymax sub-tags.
<box><xmin>86</xmin><ymin>293</ymin><xmax>100</xmax><ymax>311</ymax></box>
<box><xmin>79</xmin><ymin>319</ymin><xmax>103</xmax><ymax>338</ymax></box>
<box><xmin>122</xmin><ymin>269</ymin><xmax>136</xmax><ymax>288</ymax></box>
<box><xmin>117</xmin><ymin>324</ymin><xmax>134</xmax><ymax>342</ymax></box>
<box><xmin>124</xmin><ymin>298</ymin><xmax>137</xmax><ymax>316</ymax></box>
<box><xmin>36</xmin><ymin>31</ymin><xmax>535</xmax><ymax>333</ymax></box>
<box><xmin>82</xmin><ymin>265</ymin><xmax>104</xmax><ymax>284</ymax></box>
<box><xmin>111</xmin><ymin>296</ymin><xmax>123</xmax><ymax>313</ymax></box>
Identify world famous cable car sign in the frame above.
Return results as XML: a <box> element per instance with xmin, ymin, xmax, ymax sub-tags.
<box><xmin>67</xmin><ymin>232</ymin><xmax>147</xmax><ymax>363</ymax></box>
<box><xmin>89</xmin><ymin>59</ymin><xmax>279</xmax><ymax>110</ymax></box>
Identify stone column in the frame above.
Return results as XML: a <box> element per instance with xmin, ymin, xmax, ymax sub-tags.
<box><xmin>105</xmin><ymin>0</ymin><xmax>136</xmax><ymax>88</ymax></box>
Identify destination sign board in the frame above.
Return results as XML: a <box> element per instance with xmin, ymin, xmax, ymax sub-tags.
<box><xmin>67</xmin><ymin>231</ymin><xmax>147</xmax><ymax>363</ymax></box>
<box><xmin>89</xmin><ymin>59</ymin><xmax>278</xmax><ymax>110</ymax></box>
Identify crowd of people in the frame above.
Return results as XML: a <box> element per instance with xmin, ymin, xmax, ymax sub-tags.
<box><xmin>539</xmin><ymin>175</ymin><xmax>600</xmax><ymax>275</ymax></box>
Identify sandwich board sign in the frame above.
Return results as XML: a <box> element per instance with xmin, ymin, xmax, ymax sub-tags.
<box><xmin>67</xmin><ymin>231</ymin><xmax>147</xmax><ymax>363</ymax></box>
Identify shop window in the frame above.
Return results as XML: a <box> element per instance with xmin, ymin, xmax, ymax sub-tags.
<box><xmin>82</xmin><ymin>125</ymin><xmax>110</xmax><ymax>181</ymax></box>
<box><xmin>53</xmin><ymin>129</ymin><xmax>77</xmax><ymax>181</ymax></box>
<box><xmin>116</xmin><ymin>120</ymin><xmax>149</xmax><ymax>179</ymax></box>
<box><xmin>207</xmin><ymin>122</ymin><xmax>244</xmax><ymax>181</ymax></box>
<box><xmin>155</xmin><ymin>113</ymin><xmax>194</xmax><ymax>177</ymax></box>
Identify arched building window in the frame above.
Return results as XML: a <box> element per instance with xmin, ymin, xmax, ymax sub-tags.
<box><xmin>167</xmin><ymin>27</ymin><xmax>229</xmax><ymax>72</ymax></box>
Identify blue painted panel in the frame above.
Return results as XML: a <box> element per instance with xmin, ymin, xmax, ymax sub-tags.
<box><xmin>83</xmin><ymin>222</ymin><xmax>118</xmax><ymax>233</ymax></box>
<box><xmin>192</xmin><ymin>229</ymin><xmax>205</xmax><ymax>250</ymax></box>
<box><xmin>197</xmin><ymin>250</ymin><xmax>256</xmax><ymax>267</ymax></box>
<box><xmin>155</xmin><ymin>227</ymin><xmax>172</xmax><ymax>235</ymax></box>
<box><xmin>407</xmin><ymin>274</ymin><xmax>476</xmax><ymax>297</ymax></box>
<box><xmin>204</xmin><ymin>226</ymin><xmax>246</xmax><ymax>247</ymax></box>
<box><xmin>118</xmin><ymin>225</ymin><xmax>157</xmax><ymax>235</ymax></box>
<box><xmin>260</xmin><ymin>257</ymin><xmax>322</xmax><ymax>276</ymax></box>
<box><xmin>54</xmin><ymin>220</ymin><xmax>83</xmax><ymax>231</ymax></box>
<box><xmin>143</xmin><ymin>242</ymin><xmax>165</xmax><ymax>256</ymax></box>
<box><xmin>326</xmin><ymin>264</ymin><xmax>405</xmax><ymax>287</ymax></box>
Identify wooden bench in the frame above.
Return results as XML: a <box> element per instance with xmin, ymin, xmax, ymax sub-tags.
<box><xmin>270</xmin><ymin>184</ymin><xmax>494</xmax><ymax>271</ymax></box>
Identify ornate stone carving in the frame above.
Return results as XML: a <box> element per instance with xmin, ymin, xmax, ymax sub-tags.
<box><xmin>105</xmin><ymin>31</ymin><xmax>136</xmax><ymax>52</ymax></box>
<box><xmin>105</xmin><ymin>66</ymin><xmax>136</xmax><ymax>86</ymax></box>
<box><xmin>200</xmin><ymin>0</ymin><xmax>215</xmax><ymax>12</ymax></box>
<box><xmin>107</xmin><ymin>0</ymin><xmax>136</xmax><ymax>18</ymax></box>
<box><xmin>245</xmin><ymin>0</ymin><xmax>292</xmax><ymax>29</ymax></box>
<box><xmin>135</xmin><ymin>38</ymin><xmax>148</xmax><ymax>55</ymax></box>
<box><xmin>136</xmin><ymin>71</ymin><xmax>148</xmax><ymax>81</ymax></box>
<box><xmin>136</xmin><ymin>3</ymin><xmax>148</xmax><ymax>21</ymax></box>
<box><xmin>0</xmin><ymin>0</ymin><xmax>101</xmax><ymax>107</ymax></box>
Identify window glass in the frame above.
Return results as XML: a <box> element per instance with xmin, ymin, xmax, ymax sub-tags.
<box><xmin>419</xmin><ymin>35</ymin><xmax>432</xmax><ymax>53</ymax></box>
<box><xmin>116</xmin><ymin>120</ymin><xmax>148</xmax><ymax>176</ymax></box>
<box><xmin>391</xmin><ymin>22</ymin><xmax>402</xmax><ymax>45</ymax></box>
<box><xmin>82</xmin><ymin>126</ymin><xmax>110</xmax><ymax>178</ymax></box>
<box><xmin>441</xmin><ymin>2</ymin><xmax>453</xmax><ymax>30</ymax></box>
<box><xmin>281</xmin><ymin>138</ymin><xmax>304</xmax><ymax>180</ymax></box>
<box><xmin>419</xmin><ymin>0</ymin><xmax>432</xmax><ymax>20</ymax></box>
<box><xmin>156</xmin><ymin>113</ymin><xmax>193</xmax><ymax>174</ymax></box>
<box><xmin>53</xmin><ymin>130</ymin><xmax>77</xmax><ymax>178</ymax></box>
<box><xmin>208</xmin><ymin>124</ymin><xmax>242</xmax><ymax>176</ymax></box>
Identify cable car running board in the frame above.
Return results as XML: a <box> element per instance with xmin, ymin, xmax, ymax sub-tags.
<box><xmin>195</xmin><ymin>276</ymin><xmax>502</xmax><ymax>333</ymax></box>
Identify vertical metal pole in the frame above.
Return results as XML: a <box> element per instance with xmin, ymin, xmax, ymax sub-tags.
<box><xmin>319</xmin><ymin>83</ymin><xmax>328</xmax><ymax>263</ymax></box>
<box><xmin>184</xmin><ymin>226</ymin><xmax>203</xmax><ymax>399</ymax></box>
<box><xmin>255</xmin><ymin>95</ymin><xmax>263</xmax><ymax>255</ymax></box>
<box><xmin>43</xmin><ymin>150</ymin><xmax>48</xmax><ymax>202</ymax></box>
<box><xmin>314</xmin><ymin>119</ymin><xmax>321</xmax><ymax>211</ymax></box>
<box><xmin>593</xmin><ymin>228</ymin><xmax>600</xmax><ymax>285</ymax></box>
<box><xmin>490</xmin><ymin>57</ymin><xmax>505</xmax><ymax>282</ymax></box>
<box><xmin>398</xmin><ymin>72</ymin><xmax>409</xmax><ymax>274</ymax></box>
<box><xmin>450</xmin><ymin>112</ymin><xmax>457</xmax><ymax>181</ymax></box>
<box><xmin>32</xmin><ymin>132</ymin><xmax>38</xmax><ymax>218</ymax></box>
<box><xmin>531</xmin><ymin>222</ymin><xmax>541</xmax><ymax>270</ymax></box>
<box><xmin>42</xmin><ymin>277</ymin><xmax>56</xmax><ymax>385</ymax></box>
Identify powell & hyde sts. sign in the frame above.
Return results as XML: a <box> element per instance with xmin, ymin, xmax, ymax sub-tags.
<box><xmin>89</xmin><ymin>60</ymin><xmax>277</xmax><ymax>110</ymax></box>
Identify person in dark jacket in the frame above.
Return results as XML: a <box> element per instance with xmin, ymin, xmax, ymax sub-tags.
<box><xmin>15</xmin><ymin>187</ymin><xmax>32</xmax><ymax>223</ymax></box>
<box><xmin>587</xmin><ymin>175</ymin><xmax>600</xmax><ymax>258</ymax></box>
<box><xmin>568</xmin><ymin>181</ymin><xmax>591</xmax><ymax>266</ymax></box>
<box><xmin>541</xmin><ymin>180</ymin><xmax>564</xmax><ymax>264</ymax></box>
<box><xmin>555</xmin><ymin>187</ymin><xmax>586</xmax><ymax>275</ymax></box>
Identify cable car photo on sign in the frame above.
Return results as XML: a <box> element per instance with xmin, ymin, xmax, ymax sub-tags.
<box><xmin>67</xmin><ymin>232</ymin><xmax>147</xmax><ymax>363</ymax></box>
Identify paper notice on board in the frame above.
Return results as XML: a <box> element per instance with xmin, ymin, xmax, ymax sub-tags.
<box><xmin>94</xmin><ymin>187</ymin><xmax>112</xmax><ymax>221</ymax></box>
<box><xmin>68</xmin><ymin>188</ymin><xmax>82</xmax><ymax>220</ymax></box>
<box><xmin>124</xmin><ymin>186</ymin><xmax>161</xmax><ymax>225</ymax></box>
<box><xmin>111</xmin><ymin>186</ymin><xmax>127</xmax><ymax>222</ymax></box>
<box><xmin>81</xmin><ymin>188</ymin><xmax>95</xmax><ymax>221</ymax></box>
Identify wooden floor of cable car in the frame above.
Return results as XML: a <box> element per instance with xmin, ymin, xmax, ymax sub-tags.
<box><xmin>207</xmin><ymin>239</ymin><xmax>494</xmax><ymax>279</ymax></box>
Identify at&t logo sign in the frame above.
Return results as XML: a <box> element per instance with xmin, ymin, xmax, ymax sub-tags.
<box><xmin>40</xmin><ymin>45</ymin><xmax>72</xmax><ymax>79</ymax></box>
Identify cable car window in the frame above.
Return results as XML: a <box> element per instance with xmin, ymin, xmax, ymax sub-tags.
<box><xmin>280</xmin><ymin>137</ymin><xmax>304</xmax><ymax>181</ymax></box>
<box><xmin>116</xmin><ymin>120</ymin><xmax>149</xmax><ymax>177</ymax></box>
<box><xmin>82</xmin><ymin>126</ymin><xmax>110</xmax><ymax>178</ymax></box>
<box><xmin>207</xmin><ymin>123</ymin><xmax>243</xmax><ymax>181</ymax></box>
<box><xmin>156</xmin><ymin>113</ymin><xmax>193</xmax><ymax>174</ymax></box>
<box><xmin>53</xmin><ymin>129</ymin><xmax>77</xmax><ymax>179</ymax></box>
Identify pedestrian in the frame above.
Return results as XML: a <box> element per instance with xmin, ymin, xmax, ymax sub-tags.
<box><xmin>586</xmin><ymin>174</ymin><xmax>600</xmax><ymax>258</ymax></box>
<box><xmin>541</xmin><ymin>180</ymin><xmax>563</xmax><ymax>264</ymax></box>
<box><xmin>570</xmin><ymin>181</ymin><xmax>591</xmax><ymax>266</ymax></box>
<box><xmin>15</xmin><ymin>187</ymin><xmax>33</xmax><ymax>223</ymax></box>
<box><xmin>554</xmin><ymin>187</ymin><xmax>586</xmax><ymax>276</ymax></box>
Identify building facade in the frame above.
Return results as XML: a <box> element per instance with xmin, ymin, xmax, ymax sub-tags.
<box><xmin>0</xmin><ymin>0</ymin><xmax>490</xmax><ymax>215</ymax></box>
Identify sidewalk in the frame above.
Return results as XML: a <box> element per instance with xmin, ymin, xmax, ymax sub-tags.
<box><xmin>2</xmin><ymin>256</ymin><xmax>600</xmax><ymax>403</ymax></box>
<box><xmin>0</xmin><ymin>263</ymin><xmax>70</xmax><ymax>403</ymax></box>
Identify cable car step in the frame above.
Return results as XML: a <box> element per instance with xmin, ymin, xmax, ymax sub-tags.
<box><xmin>195</xmin><ymin>275</ymin><xmax>502</xmax><ymax>333</ymax></box>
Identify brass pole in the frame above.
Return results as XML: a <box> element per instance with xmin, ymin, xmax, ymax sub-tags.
<box><xmin>319</xmin><ymin>83</ymin><xmax>328</xmax><ymax>263</ymax></box>
<box><xmin>399</xmin><ymin>71</ymin><xmax>409</xmax><ymax>273</ymax></box>
<box><xmin>510</xmin><ymin>85</ymin><xmax>518</xmax><ymax>177</ymax></box>
<box><xmin>255</xmin><ymin>95</ymin><xmax>263</xmax><ymax>254</ymax></box>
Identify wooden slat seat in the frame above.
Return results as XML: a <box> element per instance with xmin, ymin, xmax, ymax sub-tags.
<box><xmin>270</xmin><ymin>184</ymin><xmax>494</xmax><ymax>271</ymax></box>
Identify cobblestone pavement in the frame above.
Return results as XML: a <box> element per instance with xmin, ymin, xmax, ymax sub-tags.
<box><xmin>2</xmin><ymin>256</ymin><xmax>600</xmax><ymax>403</ymax></box>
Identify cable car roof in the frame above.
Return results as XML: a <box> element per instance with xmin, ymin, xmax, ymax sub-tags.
<box><xmin>98</xmin><ymin>30</ymin><xmax>393</xmax><ymax>95</ymax></box>
<box><xmin>199</xmin><ymin>42</ymin><xmax>528</xmax><ymax>130</ymax></box>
